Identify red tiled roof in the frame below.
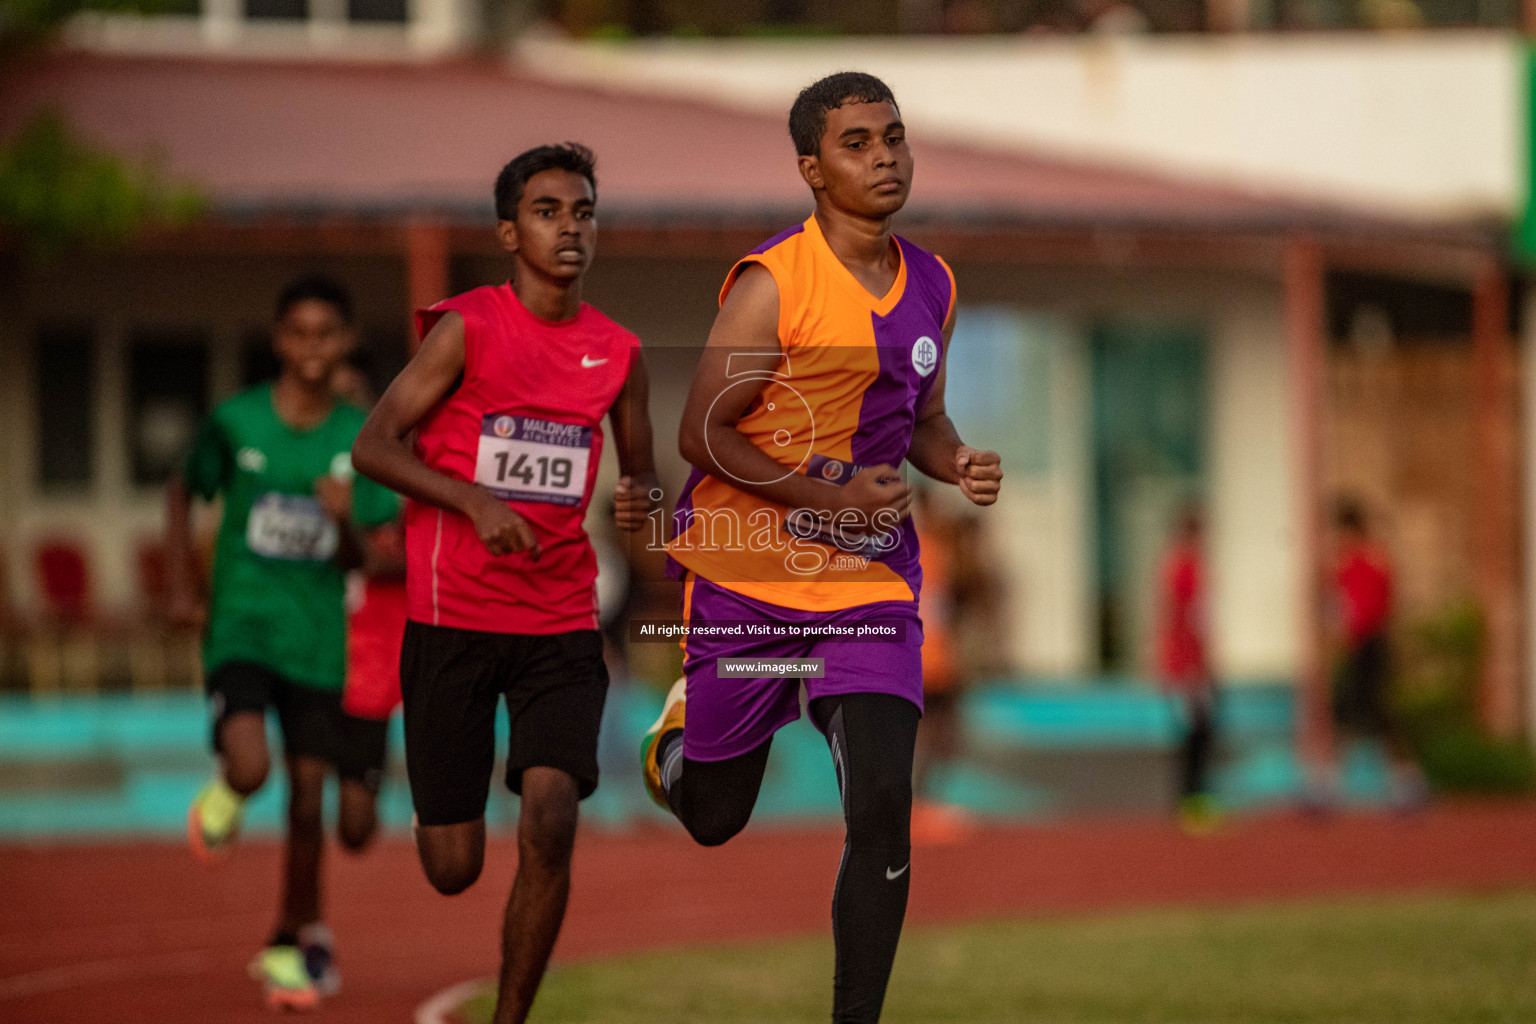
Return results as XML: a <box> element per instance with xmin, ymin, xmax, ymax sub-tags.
<box><xmin>0</xmin><ymin>52</ymin><xmax>1466</xmax><ymax>233</ymax></box>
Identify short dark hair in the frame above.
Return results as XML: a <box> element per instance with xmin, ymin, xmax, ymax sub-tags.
<box><xmin>1334</xmin><ymin>497</ymin><xmax>1367</xmax><ymax>534</ymax></box>
<box><xmin>1175</xmin><ymin>502</ymin><xmax>1205</xmax><ymax>539</ymax></box>
<box><xmin>276</xmin><ymin>273</ymin><xmax>352</xmax><ymax>325</ymax></box>
<box><xmin>788</xmin><ymin>71</ymin><xmax>898</xmax><ymax>157</ymax></box>
<box><xmin>494</xmin><ymin>143</ymin><xmax>598</xmax><ymax>221</ymax></box>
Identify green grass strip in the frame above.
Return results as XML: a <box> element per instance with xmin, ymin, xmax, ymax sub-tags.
<box><xmin>460</xmin><ymin>891</ymin><xmax>1536</xmax><ymax>1023</ymax></box>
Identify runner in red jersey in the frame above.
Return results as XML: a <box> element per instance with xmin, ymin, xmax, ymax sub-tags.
<box><xmin>1323</xmin><ymin>498</ymin><xmax>1426</xmax><ymax>811</ymax></box>
<box><xmin>340</xmin><ymin>521</ymin><xmax>406</xmax><ymax>723</ymax></box>
<box><xmin>351</xmin><ymin>143</ymin><xmax>657</xmax><ymax>1024</ymax></box>
<box><xmin>331</xmin><ymin>359</ymin><xmax>405</xmax><ymax>860</ymax></box>
<box><xmin>1153</xmin><ymin>504</ymin><xmax>1220</xmax><ymax>833</ymax></box>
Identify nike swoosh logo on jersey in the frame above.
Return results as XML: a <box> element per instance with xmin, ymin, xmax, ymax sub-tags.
<box><xmin>885</xmin><ymin>863</ymin><xmax>909</xmax><ymax>880</ymax></box>
<box><xmin>581</xmin><ymin>355</ymin><xmax>609</xmax><ymax>368</ymax></box>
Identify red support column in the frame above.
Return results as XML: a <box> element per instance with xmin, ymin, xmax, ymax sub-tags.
<box><xmin>1471</xmin><ymin>261</ymin><xmax>1522</xmax><ymax>739</ymax></box>
<box><xmin>1284</xmin><ymin>236</ymin><xmax>1333</xmax><ymax>770</ymax></box>
<box><xmin>404</xmin><ymin>220</ymin><xmax>450</xmax><ymax>351</ymax></box>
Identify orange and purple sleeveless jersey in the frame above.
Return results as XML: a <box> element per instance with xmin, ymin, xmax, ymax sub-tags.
<box><xmin>667</xmin><ymin>214</ymin><xmax>956</xmax><ymax>612</ymax></box>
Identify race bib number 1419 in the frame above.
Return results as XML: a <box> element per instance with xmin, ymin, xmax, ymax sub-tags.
<box><xmin>474</xmin><ymin>414</ymin><xmax>592</xmax><ymax>506</ymax></box>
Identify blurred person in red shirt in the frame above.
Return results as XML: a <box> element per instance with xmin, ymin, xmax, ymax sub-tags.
<box><xmin>911</xmin><ymin>487</ymin><xmax>976</xmax><ymax>843</ymax></box>
<box><xmin>1326</xmin><ymin>498</ymin><xmax>1426</xmax><ymax>809</ymax></box>
<box><xmin>1154</xmin><ymin>504</ymin><xmax>1219</xmax><ymax>833</ymax></box>
<box><xmin>332</xmin><ymin>355</ymin><xmax>405</xmax><ymax>778</ymax></box>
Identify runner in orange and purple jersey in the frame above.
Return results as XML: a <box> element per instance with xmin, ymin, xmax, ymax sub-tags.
<box><xmin>642</xmin><ymin>71</ymin><xmax>1003</xmax><ymax>1024</ymax></box>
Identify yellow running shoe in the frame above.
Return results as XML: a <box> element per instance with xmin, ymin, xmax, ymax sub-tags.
<box><xmin>641</xmin><ymin>676</ymin><xmax>687</xmax><ymax>809</ymax></box>
<box><xmin>249</xmin><ymin>945</ymin><xmax>319</xmax><ymax>1012</ymax></box>
<box><xmin>187</xmin><ymin>777</ymin><xmax>244</xmax><ymax>865</ymax></box>
<box><xmin>1177</xmin><ymin>793</ymin><xmax>1222</xmax><ymax>836</ymax></box>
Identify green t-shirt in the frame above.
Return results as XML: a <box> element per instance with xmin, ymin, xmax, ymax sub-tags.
<box><xmin>185</xmin><ymin>384</ymin><xmax>399</xmax><ymax>691</ymax></box>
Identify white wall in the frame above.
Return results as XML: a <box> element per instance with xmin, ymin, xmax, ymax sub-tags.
<box><xmin>1209</xmin><ymin>285</ymin><xmax>1297</xmax><ymax>679</ymax></box>
<box><xmin>946</xmin><ymin>263</ymin><xmax>1295</xmax><ymax>681</ymax></box>
<box><xmin>514</xmin><ymin>33</ymin><xmax>1521</xmax><ymax>218</ymax></box>
<box><xmin>970</xmin><ymin>314</ymin><xmax>1095</xmax><ymax>676</ymax></box>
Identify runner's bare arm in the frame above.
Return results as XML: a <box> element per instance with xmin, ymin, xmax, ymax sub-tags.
<box><xmin>679</xmin><ymin>264</ymin><xmax>909</xmax><ymax>520</ymax></box>
<box><xmin>608</xmin><ymin>350</ymin><xmax>660</xmax><ymax>532</ymax></box>
<box><xmin>908</xmin><ymin>311</ymin><xmax>1002</xmax><ymax>506</ymax></box>
<box><xmin>352</xmin><ymin>311</ymin><xmax>541</xmax><ymax>558</ymax></box>
<box><xmin>314</xmin><ymin>475</ymin><xmax>366</xmax><ymax>571</ymax></box>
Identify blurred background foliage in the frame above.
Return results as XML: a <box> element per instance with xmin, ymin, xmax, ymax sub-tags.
<box><xmin>1</xmin><ymin>0</ymin><xmax>204</xmax><ymax>257</ymax></box>
<box><xmin>0</xmin><ymin>111</ymin><xmax>204</xmax><ymax>259</ymax></box>
<box><xmin>1397</xmin><ymin>599</ymin><xmax>1535</xmax><ymax>794</ymax></box>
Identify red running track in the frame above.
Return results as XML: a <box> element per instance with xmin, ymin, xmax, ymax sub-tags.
<box><xmin>3</xmin><ymin>802</ymin><xmax>1536</xmax><ymax>1023</ymax></box>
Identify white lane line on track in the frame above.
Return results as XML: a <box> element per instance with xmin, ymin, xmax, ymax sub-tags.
<box><xmin>415</xmin><ymin>977</ymin><xmax>491</xmax><ymax>1024</ymax></box>
<box><xmin>0</xmin><ymin>950</ymin><xmax>212</xmax><ymax>1001</ymax></box>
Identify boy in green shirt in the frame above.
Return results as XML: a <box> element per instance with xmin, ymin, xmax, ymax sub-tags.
<box><xmin>166</xmin><ymin>274</ymin><xmax>399</xmax><ymax>1011</ymax></box>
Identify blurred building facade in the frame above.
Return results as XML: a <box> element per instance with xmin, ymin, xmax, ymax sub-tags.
<box><xmin>0</xmin><ymin>23</ymin><xmax>1527</xmax><ymax>752</ymax></box>
<box><xmin>510</xmin><ymin>34</ymin><xmax>1529</xmax><ymax>750</ymax></box>
<box><xmin>65</xmin><ymin>0</ymin><xmax>1531</xmax><ymax>39</ymax></box>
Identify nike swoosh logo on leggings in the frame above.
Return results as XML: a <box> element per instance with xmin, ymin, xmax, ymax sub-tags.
<box><xmin>885</xmin><ymin>863</ymin><xmax>909</xmax><ymax>880</ymax></box>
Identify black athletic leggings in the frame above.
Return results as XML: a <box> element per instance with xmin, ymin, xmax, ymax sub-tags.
<box><xmin>666</xmin><ymin>692</ymin><xmax>920</xmax><ymax>1024</ymax></box>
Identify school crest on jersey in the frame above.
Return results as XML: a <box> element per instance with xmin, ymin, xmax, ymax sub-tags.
<box><xmin>912</xmin><ymin>336</ymin><xmax>938</xmax><ymax>378</ymax></box>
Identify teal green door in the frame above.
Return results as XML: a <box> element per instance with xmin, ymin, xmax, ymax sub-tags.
<box><xmin>1089</xmin><ymin>322</ymin><xmax>1209</xmax><ymax>675</ymax></box>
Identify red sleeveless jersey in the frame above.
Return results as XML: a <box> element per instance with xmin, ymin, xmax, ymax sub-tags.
<box><xmin>406</xmin><ymin>283</ymin><xmax>639</xmax><ymax>634</ymax></box>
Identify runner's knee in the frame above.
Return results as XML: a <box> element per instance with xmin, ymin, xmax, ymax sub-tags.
<box><xmin>417</xmin><ymin>820</ymin><xmax>485</xmax><ymax>895</ymax></box>
<box><xmin>337</xmin><ymin>781</ymin><xmax>378</xmax><ymax>853</ymax></box>
<box><xmin>218</xmin><ymin>714</ymin><xmax>270</xmax><ymax>795</ymax></box>
<box><xmin>339</xmin><ymin>820</ymin><xmax>375</xmax><ymax>852</ymax></box>
<box><xmin>424</xmin><ymin>855</ymin><xmax>480</xmax><ymax>895</ymax></box>
<box><xmin>672</xmin><ymin>746</ymin><xmax>769</xmax><ymax>847</ymax></box>
<box><xmin>847</xmin><ymin>770</ymin><xmax>911</xmax><ymax>850</ymax></box>
<box><xmin>337</xmin><ymin>807</ymin><xmax>377</xmax><ymax>852</ymax></box>
<box><xmin>224</xmin><ymin>752</ymin><xmax>269</xmax><ymax>796</ymax></box>
<box><xmin>681</xmin><ymin>803</ymin><xmax>752</xmax><ymax>847</ymax></box>
<box><xmin>676</xmin><ymin>773</ymin><xmax>758</xmax><ymax>846</ymax></box>
<box><xmin>420</xmin><ymin>842</ymin><xmax>482</xmax><ymax>895</ymax></box>
<box><xmin>518</xmin><ymin>769</ymin><xmax>579</xmax><ymax>872</ymax></box>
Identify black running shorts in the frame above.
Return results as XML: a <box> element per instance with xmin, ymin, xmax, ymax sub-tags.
<box><xmin>206</xmin><ymin>661</ymin><xmax>343</xmax><ymax>767</ymax></box>
<box><xmin>334</xmin><ymin>713</ymin><xmax>390</xmax><ymax>794</ymax></box>
<box><xmin>400</xmin><ymin>621</ymin><xmax>609</xmax><ymax>826</ymax></box>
